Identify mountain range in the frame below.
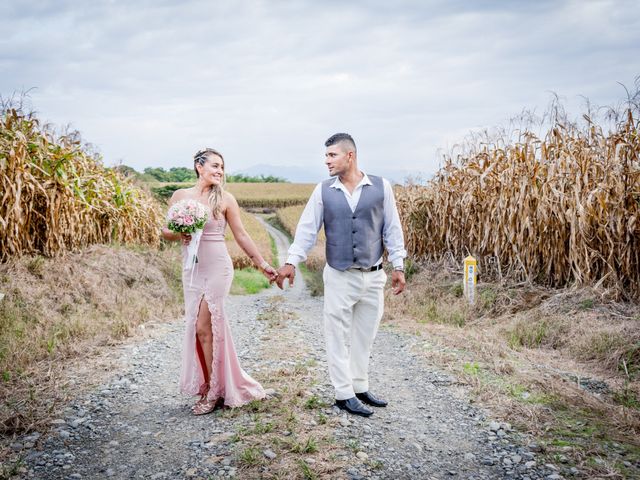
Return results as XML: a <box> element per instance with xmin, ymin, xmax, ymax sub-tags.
<box><xmin>235</xmin><ymin>164</ymin><xmax>430</xmax><ymax>185</ymax></box>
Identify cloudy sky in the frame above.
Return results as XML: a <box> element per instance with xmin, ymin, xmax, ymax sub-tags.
<box><xmin>1</xmin><ymin>0</ymin><xmax>639</xmax><ymax>182</ymax></box>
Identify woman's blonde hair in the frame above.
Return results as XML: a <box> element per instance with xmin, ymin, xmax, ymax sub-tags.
<box><xmin>193</xmin><ymin>148</ymin><xmax>225</xmax><ymax>218</ymax></box>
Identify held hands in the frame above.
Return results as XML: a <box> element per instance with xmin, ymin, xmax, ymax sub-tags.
<box><xmin>259</xmin><ymin>261</ymin><xmax>278</xmax><ymax>282</ymax></box>
<box><xmin>275</xmin><ymin>264</ymin><xmax>295</xmax><ymax>289</ymax></box>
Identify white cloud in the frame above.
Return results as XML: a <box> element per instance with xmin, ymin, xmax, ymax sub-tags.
<box><xmin>1</xmin><ymin>0</ymin><xmax>638</xmax><ymax>181</ymax></box>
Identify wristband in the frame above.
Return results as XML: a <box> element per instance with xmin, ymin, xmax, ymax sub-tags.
<box><xmin>260</xmin><ymin>260</ymin><xmax>270</xmax><ymax>270</ymax></box>
<box><xmin>285</xmin><ymin>262</ymin><xmax>296</xmax><ymax>270</ymax></box>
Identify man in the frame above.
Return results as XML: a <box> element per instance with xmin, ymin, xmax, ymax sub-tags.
<box><xmin>276</xmin><ymin>133</ymin><xmax>406</xmax><ymax>417</ymax></box>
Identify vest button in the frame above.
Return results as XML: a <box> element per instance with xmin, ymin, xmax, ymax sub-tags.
<box><xmin>352</xmin><ymin>215</ymin><xmax>356</xmax><ymax>219</ymax></box>
<box><xmin>352</xmin><ymin>230</ymin><xmax>356</xmax><ymax>234</ymax></box>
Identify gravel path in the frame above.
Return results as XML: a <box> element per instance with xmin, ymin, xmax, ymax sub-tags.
<box><xmin>8</xmin><ymin>221</ymin><xmax>567</xmax><ymax>479</ymax></box>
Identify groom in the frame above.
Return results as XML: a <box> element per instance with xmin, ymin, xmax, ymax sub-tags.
<box><xmin>276</xmin><ymin>133</ymin><xmax>406</xmax><ymax>417</ymax></box>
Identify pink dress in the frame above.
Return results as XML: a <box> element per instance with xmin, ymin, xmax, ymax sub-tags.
<box><xmin>179</xmin><ymin>216</ymin><xmax>266</xmax><ymax>407</ymax></box>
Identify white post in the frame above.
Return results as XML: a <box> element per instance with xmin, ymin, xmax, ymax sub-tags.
<box><xmin>464</xmin><ymin>256</ymin><xmax>477</xmax><ymax>305</ymax></box>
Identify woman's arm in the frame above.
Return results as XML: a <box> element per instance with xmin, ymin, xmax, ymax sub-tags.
<box><xmin>224</xmin><ymin>192</ymin><xmax>276</xmax><ymax>277</ymax></box>
<box><xmin>161</xmin><ymin>190</ymin><xmax>192</xmax><ymax>244</ymax></box>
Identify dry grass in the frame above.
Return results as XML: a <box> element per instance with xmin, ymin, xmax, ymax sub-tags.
<box><xmin>0</xmin><ymin>106</ymin><xmax>163</xmax><ymax>261</ymax></box>
<box><xmin>220</xmin><ymin>296</ymin><xmax>346</xmax><ymax>479</ymax></box>
<box><xmin>0</xmin><ymin>244</ymin><xmax>182</xmax><ymax>438</ymax></box>
<box><xmin>384</xmin><ymin>262</ymin><xmax>640</xmax><ymax>478</ymax></box>
<box><xmin>276</xmin><ymin>205</ymin><xmax>326</xmax><ymax>271</ymax></box>
<box><xmin>395</xmin><ymin>104</ymin><xmax>640</xmax><ymax>300</ymax></box>
<box><xmin>225</xmin><ymin>209</ymin><xmax>275</xmax><ymax>269</ymax></box>
<box><xmin>226</xmin><ymin>183</ymin><xmax>315</xmax><ymax>209</ymax></box>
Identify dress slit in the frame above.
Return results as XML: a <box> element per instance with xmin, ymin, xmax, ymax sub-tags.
<box><xmin>195</xmin><ymin>294</ymin><xmax>216</xmax><ymax>396</ymax></box>
<box><xmin>179</xmin><ymin>217</ymin><xmax>266</xmax><ymax>408</ymax></box>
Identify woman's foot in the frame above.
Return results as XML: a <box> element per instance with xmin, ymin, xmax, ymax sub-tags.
<box><xmin>192</xmin><ymin>398</ymin><xmax>216</xmax><ymax>415</ymax></box>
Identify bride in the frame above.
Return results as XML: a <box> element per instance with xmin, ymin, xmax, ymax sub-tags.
<box><xmin>161</xmin><ymin>148</ymin><xmax>277</xmax><ymax>415</ymax></box>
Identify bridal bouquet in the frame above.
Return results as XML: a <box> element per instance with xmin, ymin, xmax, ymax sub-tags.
<box><xmin>166</xmin><ymin>199</ymin><xmax>209</xmax><ymax>275</ymax></box>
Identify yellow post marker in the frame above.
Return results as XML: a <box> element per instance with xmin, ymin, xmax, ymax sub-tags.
<box><xmin>463</xmin><ymin>255</ymin><xmax>477</xmax><ymax>304</ymax></box>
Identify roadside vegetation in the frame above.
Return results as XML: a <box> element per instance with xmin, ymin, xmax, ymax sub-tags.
<box><xmin>0</xmin><ymin>244</ymin><xmax>183</xmax><ymax>437</ymax></box>
<box><xmin>385</xmin><ymin>263</ymin><xmax>640</xmax><ymax>478</ymax></box>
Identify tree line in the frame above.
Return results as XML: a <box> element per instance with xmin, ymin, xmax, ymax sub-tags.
<box><xmin>116</xmin><ymin>165</ymin><xmax>288</xmax><ymax>184</ymax></box>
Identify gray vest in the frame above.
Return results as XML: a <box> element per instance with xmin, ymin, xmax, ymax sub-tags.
<box><xmin>321</xmin><ymin>175</ymin><xmax>385</xmax><ymax>271</ymax></box>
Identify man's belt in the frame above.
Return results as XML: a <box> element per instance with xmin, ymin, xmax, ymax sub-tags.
<box><xmin>348</xmin><ymin>264</ymin><xmax>383</xmax><ymax>272</ymax></box>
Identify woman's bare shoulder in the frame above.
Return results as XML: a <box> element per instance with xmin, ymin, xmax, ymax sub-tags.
<box><xmin>169</xmin><ymin>187</ymin><xmax>195</xmax><ymax>204</ymax></box>
<box><xmin>222</xmin><ymin>190</ymin><xmax>237</xmax><ymax>202</ymax></box>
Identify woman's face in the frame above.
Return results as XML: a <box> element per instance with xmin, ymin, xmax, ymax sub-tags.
<box><xmin>197</xmin><ymin>154</ymin><xmax>224</xmax><ymax>186</ymax></box>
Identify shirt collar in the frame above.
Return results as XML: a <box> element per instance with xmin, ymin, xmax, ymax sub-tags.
<box><xmin>330</xmin><ymin>172</ymin><xmax>372</xmax><ymax>190</ymax></box>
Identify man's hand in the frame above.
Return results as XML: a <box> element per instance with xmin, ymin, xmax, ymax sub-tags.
<box><xmin>276</xmin><ymin>264</ymin><xmax>296</xmax><ymax>289</ymax></box>
<box><xmin>260</xmin><ymin>264</ymin><xmax>278</xmax><ymax>283</ymax></box>
<box><xmin>391</xmin><ymin>270</ymin><xmax>406</xmax><ymax>295</ymax></box>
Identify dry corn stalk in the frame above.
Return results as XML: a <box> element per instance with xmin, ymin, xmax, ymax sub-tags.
<box><xmin>0</xmin><ymin>107</ymin><xmax>163</xmax><ymax>260</ymax></box>
<box><xmin>396</xmin><ymin>108</ymin><xmax>640</xmax><ymax>300</ymax></box>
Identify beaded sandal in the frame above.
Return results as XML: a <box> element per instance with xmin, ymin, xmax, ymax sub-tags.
<box><xmin>192</xmin><ymin>398</ymin><xmax>216</xmax><ymax>415</ymax></box>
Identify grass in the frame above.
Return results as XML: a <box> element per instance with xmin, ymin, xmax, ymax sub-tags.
<box><xmin>237</xmin><ymin>446</ymin><xmax>261</xmax><ymax>466</ymax></box>
<box><xmin>384</xmin><ymin>261</ymin><xmax>640</xmax><ymax>479</ymax></box>
<box><xmin>0</xmin><ymin>245</ymin><xmax>183</xmax><ymax>436</ymax></box>
<box><xmin>220</xmin><ymin>295</ymin><xmax>345</xmax><ymax>479</ymax></box>
<box><xmin>230</xmin><ymin>267</ymin><xmax>272</xmax><ymax>295</ymax></box>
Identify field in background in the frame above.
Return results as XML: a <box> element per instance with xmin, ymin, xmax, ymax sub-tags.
<box><xmin>228</xmin><ymin>182</ymin><xmax>315</xmax><ymax>209</ymax></box>
<box><xmin>148</xmin><ymin>181</ymin><xmax>315</xmax><ymax>209</ymax></box>
<box><xmin>395</xmin><ymin>103</ymin><xmax>640</xmax><ymax>300</ymax></box>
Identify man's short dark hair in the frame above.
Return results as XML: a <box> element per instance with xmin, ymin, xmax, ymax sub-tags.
<box><xmin>325</xmin><ymin>133</ymin><xmax>356</xmax><ymax>153</ymax></box>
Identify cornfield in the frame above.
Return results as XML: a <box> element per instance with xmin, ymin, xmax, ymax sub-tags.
<box><xmin>396</xmin><ymin>105</ymin><xmax>640</xmax><ymax>299</ymax></box>
<box><xmin>0</xmin><ymin>107</ymin><xmax>162</xmax><ymax>260</ymax></box>
<box><xmin>226</xmin><ymin>182</ymin><xmax>315</xmax><ymax>209</ymax></box>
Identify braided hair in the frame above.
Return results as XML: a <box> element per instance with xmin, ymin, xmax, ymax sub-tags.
<box><xmin>193</xmin><ymin>148</ymin><xmax>225</xmax><ymax>218</ymax></box>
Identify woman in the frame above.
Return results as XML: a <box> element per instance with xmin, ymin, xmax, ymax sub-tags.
<box><xmin>161</xmin><ymin>148</ymin><xmax>277</xmax><ymax>415</ymax></box>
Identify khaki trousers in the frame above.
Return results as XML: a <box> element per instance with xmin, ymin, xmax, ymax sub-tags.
<box><xmin>322</xmin><ymin>264</ymin><xmax>387</xmax><ymax>400</ymax></box>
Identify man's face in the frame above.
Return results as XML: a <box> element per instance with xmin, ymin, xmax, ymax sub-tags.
<box><xmin>324</xmin><ymin>143</ymin><xmax>352</xmax><ymax>177</ymax></box>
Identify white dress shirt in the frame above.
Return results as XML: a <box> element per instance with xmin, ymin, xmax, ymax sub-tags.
<box><xmin>286</xmin><ymin>173</ymin><xmax>407</xmax><ymax>269</ymax></box>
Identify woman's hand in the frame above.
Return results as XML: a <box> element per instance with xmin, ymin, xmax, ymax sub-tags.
<box><xmin>181</xmin><ymin>233</ymin><xmax>192</xmax><ymax>246</ymax></box>
<box><xmin>259</xmin><ymin>261</ymin><xmax>278</xmax><ymax>283</ymax></box>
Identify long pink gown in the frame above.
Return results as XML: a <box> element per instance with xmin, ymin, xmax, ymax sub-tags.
<box><xmin>179</xmin><ymin>216</ymin><xmax>266</xmax><ymax>407</ymax></box>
